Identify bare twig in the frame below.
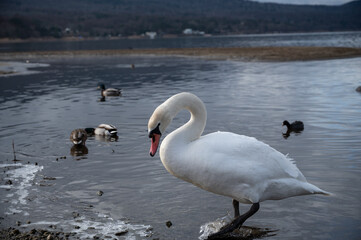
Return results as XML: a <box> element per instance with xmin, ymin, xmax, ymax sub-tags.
<box><xmin>12</xmin><ymin>140</ymin><xmax>18</xmax><ymax>161</ymax></box>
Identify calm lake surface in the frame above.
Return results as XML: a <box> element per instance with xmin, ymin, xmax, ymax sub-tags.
<box><xmin>0</xmin><ymin>33</ymin><xmax>361</xmax><ymax>239</ymax></box>
<box><xmin>1</xmin><ymin>31</ymin><xmax>361</xmax><ymax>53</ymax></box>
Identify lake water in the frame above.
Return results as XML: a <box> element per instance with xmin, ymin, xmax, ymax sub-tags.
<box><xmin>0</xmin><ymin>33</ymin><xmax>361</xmax><ymax>239</ymax></box>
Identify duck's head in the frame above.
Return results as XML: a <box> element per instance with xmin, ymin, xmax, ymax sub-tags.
<box><xmin>70</xmin><ymin>129</ymin><xmax>87</xmax><ymax>145</ymax></box>
<box><xmin>97</xmin><ymin>83</ymin><xmax>105</xmax><ymax>90</ymax></box>
<box><xmin>282</xmin><ymin>120</ymin><xmax>290</xmax><ymax>127</ymax></box>
<box><xmin>84</xmin><ymin>128</ymin><xmax>95</xmax><ymax>135</ymax></box>
<box><xmin>148</xmin><ymin>104</ymin><xmax>171</xmax><ymax>157</ymax></box>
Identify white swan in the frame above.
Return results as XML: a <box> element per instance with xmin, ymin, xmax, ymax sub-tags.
<box><xmin>148</xmin><ymin>92</ymin><xmax>329</xmax><ymax>238</ymax></box>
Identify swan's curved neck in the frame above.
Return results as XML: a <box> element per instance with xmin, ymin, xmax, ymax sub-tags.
<box><xmin>165</xmin><ymin>93</ymin><xmax>207</xmax><ymax>142</ymax></box>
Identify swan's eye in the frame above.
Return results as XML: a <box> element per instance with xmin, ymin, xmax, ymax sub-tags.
<box><xmin>149</xmin><ymin>123</ymin><xmax>161</xmax><ymax>138</ymax></box>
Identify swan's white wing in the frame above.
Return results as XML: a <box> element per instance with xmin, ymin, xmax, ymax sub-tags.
<box><xmin>194</xmin><ymin>132</ymin><xmax>305</xmax><ymax>180</ymax></box>
<box><xmin>169</xmin><ymin>131</ymin><xmax>308</xmax><ymax>203</ymax></box>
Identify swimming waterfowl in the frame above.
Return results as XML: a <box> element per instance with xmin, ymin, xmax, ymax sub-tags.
<box><xmin>282</xmin><ymin>120</ymin><xmax>304</xmax><ymax>132</ymax></box>
<box><xmin>85</xmin><ymin>124</ymin><xmax>117</xmax><ymax>136</ymax></box>
<box><xmin>70</xmin><ymin>129</ymin><xmax>87</xmax><ymax>146</ymax></box>
<box><xmin>97</xmin><ymin>83</ymin><xmax>121</xmax><ymax>97</ymax></box>
<box><xmin>148</xmin><ymin>92</ymin><xmax>329</xmax><ymax>238</ymax></box>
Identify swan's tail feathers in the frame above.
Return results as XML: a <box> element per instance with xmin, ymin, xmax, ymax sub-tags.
<box><xmin>314</xmin><ymin>189</ymin><xmax>332</xmax><ymax>196</ymax></box>
<box><xmin>307</xmin><ymin>183</ymin><xmax>332</xmax><ymax>196</ymax></box>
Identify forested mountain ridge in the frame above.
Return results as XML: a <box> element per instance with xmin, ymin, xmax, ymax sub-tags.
<box><xmin>1</xmin><ymin>0</ymin><xmax>360</xmax><ymax>39</ymax></box>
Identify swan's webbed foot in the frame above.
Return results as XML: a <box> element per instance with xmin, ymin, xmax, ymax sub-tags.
<box><xmin>207</xmin><ymin>202</ymin><xmax>260</xmax><ymax>240</ymax></box>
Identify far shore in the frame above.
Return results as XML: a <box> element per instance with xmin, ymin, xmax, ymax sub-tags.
<box><xmin>1</xmin><ymin>47</ymin><xmax>361</xmax><ymax>63</ymax></box>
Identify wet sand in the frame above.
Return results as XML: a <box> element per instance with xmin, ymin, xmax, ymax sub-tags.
<box><xmin>1</xmin><ymin>47</ymin><xmax>361</xmax><ymax>63</ymax></box>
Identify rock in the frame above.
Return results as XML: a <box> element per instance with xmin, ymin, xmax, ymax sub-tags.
<box><xmin>165</xmin><ymin>221</ymin><xmax>172</xmax><ymax>228</ymax></box>
<box><xmin>43</xmin><ymin>176</ymin><xmax>56</xmax><ymax>180</ymax></box>
<box><xmin>5</xmin><ymin>180</ymin><xmax>12</xmax><ymax>185</ymax></box>
<box><xmin>12</xmin><ymin>229</ymin><xmax>20</xmax><ymax>235</ymax></box>
<box><xmin>93</xmin><ymin>234</ymin><xmax>102</xmax><ymax>239</ymax></box>
<box><xmin>115</xmin><ymin>230</ymin><xmax>128</xmax><ymax>236</ymax></box>
<box><xmin>74</xmin><ymin>225</ymin><xmax>80</xmax><ymax>229</ymax></box>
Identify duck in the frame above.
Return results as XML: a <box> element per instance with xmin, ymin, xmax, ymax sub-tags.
<box><xmin>84</xmin><ymin>124</ymin><xmax>117</xmax><ymax>136</ymax></box>
<box><xmin>356</xmin><ymin>86</ymin><xmax>361</xmax><ymax>92</ymax></box>
<box><xmin>97</xmin><ymin>83</ymin><xmax>121</xmax><ymax>97</ymax></box>
<box><xmin>70</xmin><ymin>129</ymin><xmax>87</xmax><ymax>146</ymax></box>
<box><xmin>282</xmin><ymin>120</ymin><xmax>304</xmax><ymax>132</ymax></box>
<box><xmin>148</xmin><ymin>92</ymin><xmax>329</xmax><ymax>238</ymax></box>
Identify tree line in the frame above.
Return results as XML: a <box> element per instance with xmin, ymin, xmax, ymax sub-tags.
<box><xmin>0</xmin><ymin>0</ymin><xmax>360</xmax><ymax>39</ymax></box>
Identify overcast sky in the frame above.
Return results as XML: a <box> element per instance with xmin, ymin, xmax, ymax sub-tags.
<box><xmin>252</xmin><ymin>0</ymin><xmax>353</xmax><ymax>5</ymax></box>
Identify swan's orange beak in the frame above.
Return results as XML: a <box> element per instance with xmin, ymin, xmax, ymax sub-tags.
<box><xmin>150</xmin><ymin>133</ymin><xmax>161</xmax><ymax>157</ymax></box>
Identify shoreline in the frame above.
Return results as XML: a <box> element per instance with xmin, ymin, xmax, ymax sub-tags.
<box><xmin>1</xmin><ymin>47</ymin><xmax>361</xmax><ymax>62</ymax></box>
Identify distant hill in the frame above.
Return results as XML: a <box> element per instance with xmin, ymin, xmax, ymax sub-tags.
<box><xmin>0</xmin><ymin>0</ymin><xmax>360</xmax><ymax>39</ymax></box>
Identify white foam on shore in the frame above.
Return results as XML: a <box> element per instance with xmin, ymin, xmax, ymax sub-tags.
<box><xmin>26</xmin><ymin>214</ymin><xmax>152</xmax><ymax>239</ymax></box>
<box><xmin>199</xmin><ymin>213</ymin><xmax>232</xmax><ymax>240</ymax></box>
<box><xmin>1</xmin><ymin>163</ymin><xmax>43</xmax><ymax>215</ymax></box>
<box><xmin>69</xmin><ymin>213</ymin><xmax>152</xmax><ymax>239</ymax></box>
<box><xmin>0</xmin><ymin>61</ymin><xmax>49</xmax><ymax>77</ymax></box>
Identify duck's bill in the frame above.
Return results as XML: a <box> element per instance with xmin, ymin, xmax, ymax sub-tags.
<box><xmin>150</xmin><ymin>133</ymin><xmax>161</xmax><ymax>157</ymax></box>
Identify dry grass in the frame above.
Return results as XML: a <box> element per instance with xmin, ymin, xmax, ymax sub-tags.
<box><xmin>1</xmin><ymin>47</ymin><xmax>361</xmax><ymax>61</ymax></box>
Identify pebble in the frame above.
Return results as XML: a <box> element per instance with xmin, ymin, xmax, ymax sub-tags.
<box><xmin>166</xmin><ymin>221</ymin><xmax>172</xmax><ymax>228</ymax></box>
<box><xmin>115</xmin><ymin>230</ymin><xmax>128</xmax><ymax>236</ymax></box>
<box><xmin>12</xmin><ymin>229</ymin><xmax>20</xmax><ymax>235</ymax></box>
<box><xmin>72</xmin><ymin>212</ymin><xmax>80</xmax><ymax>218</ymax></box>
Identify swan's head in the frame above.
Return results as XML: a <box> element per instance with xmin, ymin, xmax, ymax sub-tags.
<box><xmin>148</xmin><ymin>104</ymin><xmax>171</xmax><ymax>157</ymax></box>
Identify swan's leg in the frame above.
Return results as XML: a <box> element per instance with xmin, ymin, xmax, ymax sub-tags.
<box><xmin>232</xmin><ymin>199</ymin><xmax>240</xmax><ymax>218</ymax></box>
<box><xmin>208</xmin><ymin>202</ymin><xmax>260</xmax><ymax>239</ymax></box>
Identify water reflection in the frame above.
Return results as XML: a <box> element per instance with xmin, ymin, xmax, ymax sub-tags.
<box><xmin>94</xmin><ymin>134</ymin><xmax>118</xmax><ymax>142</ymax></box>
<box><xmin>282</xmin><ymin>130</ymin><xmax>303</xmax><ymax>139</ymax></box>
<box><xmin>200</xmin><ymin>214</ymin><xmax>278</xmax><ymax>240</ymax></box>
<box><xmin>70</xmin><ymin>145</ymin><xmax>88</xmax><ymax>157</ymax></box>
<box><xmin>207</xmin><ymin>226</ymin><xmax>278</xmax><ymax>240</ymax></box>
